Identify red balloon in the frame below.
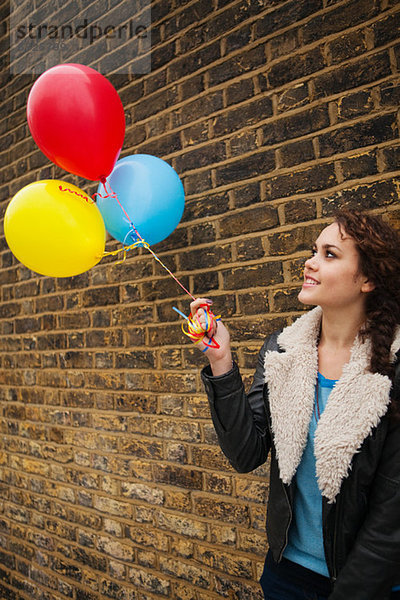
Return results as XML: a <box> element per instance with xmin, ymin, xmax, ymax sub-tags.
<box><xmin>27</xmin><ymin>64</ymin><xmax>126</xmax><ymax>182</ymax></box>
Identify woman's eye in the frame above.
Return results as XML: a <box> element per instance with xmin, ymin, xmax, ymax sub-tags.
<box><xmin>310</xmin><ymin>248</ymin><xmax>336</xmax><ymax>258</ymax></box>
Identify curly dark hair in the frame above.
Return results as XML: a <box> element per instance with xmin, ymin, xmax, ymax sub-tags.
<box><xmin>335</xmin><ymin>208</ymin><xmax>400</xmax><ymax>421</ymax></box>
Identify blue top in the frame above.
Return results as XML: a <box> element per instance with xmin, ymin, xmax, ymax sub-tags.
<box><xmin>284</xmin><ymin>372</ymin><xmax>336</xmax><ymax>577</ymax></box>
<box><xmin>283</xmin><ymin>373</ymin><xmax>400</xmax><ymax>591</ymax></box>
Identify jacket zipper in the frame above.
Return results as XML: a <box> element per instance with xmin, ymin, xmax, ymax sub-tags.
<box><xmin>278</xmin><ymin>479</ymin><xmax>293</xmax><ymax>562</ymax></box>
<box><xmin>331</xmin><ymin>496</ymin><xmax>341</xmax><ymax>582</ymax></box>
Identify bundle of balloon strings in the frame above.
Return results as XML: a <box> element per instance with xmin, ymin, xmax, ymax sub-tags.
<box><xmin>94</xmin><ymin>182</ymin><xmax>221</xmax><ymax>351</ymax></box>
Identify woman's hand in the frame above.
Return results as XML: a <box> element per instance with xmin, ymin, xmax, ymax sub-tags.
<box><xmin>189</xmin><ymin>298</ymin><xmax>233</xmax><ymax>376</ymax></box>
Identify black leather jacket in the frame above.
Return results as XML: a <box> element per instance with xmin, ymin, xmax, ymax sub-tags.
<box><xmin>201</xmin><ymin>331</ymin><xmax>400</xmax><ymax>600</ymax></box>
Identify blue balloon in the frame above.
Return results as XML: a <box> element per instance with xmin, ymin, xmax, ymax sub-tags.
<box><xmin>96</xmin><ymin>154</ymin><xmax>185</xmax><ymax>246</ymax></box>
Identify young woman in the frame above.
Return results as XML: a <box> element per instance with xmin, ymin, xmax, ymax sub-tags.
<box><xmin>188</xmin><ymin>210</ymin><xmax>400</xmax><ymax>599</ymax></box>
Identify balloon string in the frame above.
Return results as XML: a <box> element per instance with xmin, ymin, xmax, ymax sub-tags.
<box><xmin>93</xmin><ymin>181</ymin><xmax>196</xmax><ymax>301</ymax></box>
<box><xmin>146</xmin><ymin>245</ymin><xmax>196</xmax><ymax>300</ymax></box>
<box><xmin>172</xmin><ymin>305</ymin><xmax>221</xmax><ymax>351</ymax></box>
<box><xmin>93</xmin><ymin>180</ymin><xmax>143</xmax><ymax>243</ymax></box>
<box><xmin>94</xmin><ymin>181</ymin><xmax>219</xmax><ymax>348</ymax></box>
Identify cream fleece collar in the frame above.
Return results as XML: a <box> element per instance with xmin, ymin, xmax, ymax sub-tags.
<box><xmin>264</xmin><ymin>306</ymin><xmax>400</xmax><ymax>503</ymax></box>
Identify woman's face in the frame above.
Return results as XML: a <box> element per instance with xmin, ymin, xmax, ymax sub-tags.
<box><xmin>298</xmin><ymin>222</ymin><xmax>373</xmax><ymax>311</ymax></box>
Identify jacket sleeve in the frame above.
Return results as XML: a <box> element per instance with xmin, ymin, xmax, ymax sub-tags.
<box><xmin>330</xmin><ymin>369</ymin><xmax>400</xmax><ymax>600</ymax></box>
<box><xmin>201</xmin><ymin>332</ymin><xmax>279</xmax><ymax>473</ymax></box>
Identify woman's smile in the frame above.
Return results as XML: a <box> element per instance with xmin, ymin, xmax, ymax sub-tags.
<box><xmin>303</xmin><ymin>275</ymin><xmax>320</xmax><ymax>287</ymax></box>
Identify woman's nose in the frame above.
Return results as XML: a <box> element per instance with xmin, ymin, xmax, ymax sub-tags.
<box><xmin>305</xmin><ymin>255</ymin><xmax>317</xmax><ymax>270</ymax></box>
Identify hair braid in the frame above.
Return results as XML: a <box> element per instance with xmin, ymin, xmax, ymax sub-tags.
<box><xmin>335</xmin><ymin>209</ymin><xmax>400</xmax><ymax>422</ymax></box>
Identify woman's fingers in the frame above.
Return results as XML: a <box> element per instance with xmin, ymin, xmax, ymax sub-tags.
<box><xmin>184</xmin><ymin>299</ymin><xmax>231</xmax><ymax>366</ymax></box>
<box><xmin>189</xmin><ymin>298</ymin><xmax>214</xmax><ymax>334</ymax></box>
<box><xmin>189</xmin><ymin>297</ymin><xmax>213</xmax><ymax>313</ymax></box>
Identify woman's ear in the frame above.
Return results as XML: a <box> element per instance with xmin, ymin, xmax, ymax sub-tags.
<box><xmin>361</xmin><ymin>278</ymin><xmax>375</xmax><ymax>293</ymax></box>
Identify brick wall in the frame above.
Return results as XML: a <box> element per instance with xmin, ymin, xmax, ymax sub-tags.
<box><xmin>1</xmin><ymin>0</ymin><xmax>400</xmax><ymax>598</ymax></box>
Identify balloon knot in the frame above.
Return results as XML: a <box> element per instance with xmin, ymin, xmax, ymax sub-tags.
<box><xmin>100</xmin><ymin>176</ymin><xmax>107</xmax><ymax>184</ymax></box>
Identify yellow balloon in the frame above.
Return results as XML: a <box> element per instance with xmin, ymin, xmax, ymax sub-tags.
<box><xmin>4</xmin><ymin>180</ymin><xmax>106</xmax><ymax>277</ymax></box>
